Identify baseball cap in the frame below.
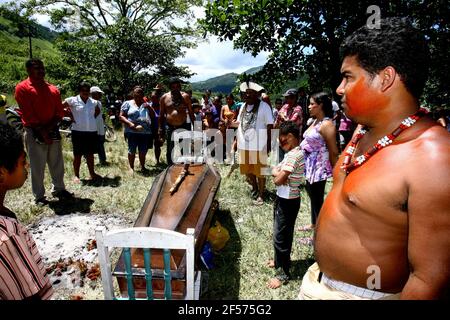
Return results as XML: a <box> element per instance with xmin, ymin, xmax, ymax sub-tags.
<box><xmin>283</xmin><ymin>89</ymin><xmax>298</xmax><ymax>97</ymax></box>
<box><xmin>90</xmin><ymin>86</ymin><xmax>104</xmax><ymax>94</ymax></box>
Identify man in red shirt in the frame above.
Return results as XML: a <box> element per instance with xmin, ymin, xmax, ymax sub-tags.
<box><xmin>15</xmin><ymin>59</ymin><xmax>72</xmax><ymax>206</ymax></box>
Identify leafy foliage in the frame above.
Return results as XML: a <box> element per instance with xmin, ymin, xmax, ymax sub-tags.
<box><xmin>201</xmin><ymin>0</ymin><xmax>449</xmax><ymax>108</ymax></box>
<box><xmin>0</xmin><ymin>9</ymin><xmax>69</xmax><ymax>99</ymax></box>
<box><xmin>20</xmin><ymin>0</ymin><xmax>204</xmax><ymax>94</ymax></box>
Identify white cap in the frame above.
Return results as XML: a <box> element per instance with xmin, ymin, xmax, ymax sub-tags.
<box><xmin>90</xmin><ymin>86</ymin><xmax>104</xmax><ymax>94</ymax></box>
<box><xmin>239</xmin><ymin>81</ymin><xmax>264</xmax><ymax>92</ymax></box>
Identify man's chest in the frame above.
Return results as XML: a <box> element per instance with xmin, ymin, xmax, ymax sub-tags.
<box><xmin>334</xmin><ymin>147</ymin><xmax>410</xmax><ymax>213</ymax></box>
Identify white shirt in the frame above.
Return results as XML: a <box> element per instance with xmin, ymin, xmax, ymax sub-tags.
<box><xmin>332</xmin><ymin>101</ymin><xmax>339</xmax><ymax>112</ymax></box>
<box><xmin>237</xmin><ymin>100</ymin><xmax>274</xmax><ymax>151</ymax></box>
<box><xmin>65</xmin><ymin>95</ymin><xmax>98</xmax><ymax>132</ymax></box>
<box><xmin>95</xmin><ymin>101</ymin><xmax>105</xmax><ymax>135</ymax></box>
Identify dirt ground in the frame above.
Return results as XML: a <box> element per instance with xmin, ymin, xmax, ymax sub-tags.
<box><xmin>29</xmin><ymin>213</ymin><xmax>132</xmax><ymax>300</ymax></box>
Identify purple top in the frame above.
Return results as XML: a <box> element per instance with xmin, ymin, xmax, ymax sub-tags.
<box><xmin>300</xmin><ymin>118</ymin><xmax>333</xmax><ymax>183</ymax></box>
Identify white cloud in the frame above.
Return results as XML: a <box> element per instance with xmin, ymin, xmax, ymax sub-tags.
<box><xmin>177</xmin><ymin>36</ymin><xmax>270</xmax><ymax>82</ymax></box>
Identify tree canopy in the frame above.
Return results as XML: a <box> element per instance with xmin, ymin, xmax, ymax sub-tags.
<box><xmin>20</xmin><ymin>0</ymin><xmax>203</xmax><ymax>94</ymax></box>
<box><xmin>201</xmin><ymin>0</ymin><xmax>449</xmax><ymax>108</ymax></box>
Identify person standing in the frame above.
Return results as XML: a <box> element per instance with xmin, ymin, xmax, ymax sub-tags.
<box><xmin>267</xmin><ymin>121</ymin><xmax>305</xmax><ymax>289</ymax></box>
<box><xmin>120</xmin><ymin>86</ymin><xmax>156</xmax><ymax>173</ymax></box>
<box><xmin>158</xmin><ymin>78</ymin><xmax>194</xmax><ymax>166</ymax></box>
<box><xmin>90</xmin><ymin>86</ymin><xmax>108</xmax><ymax>166</ymax></box>
<box><xmin>15</xmin><ymin>59</ymin><xmax>72</xmax><ymax>205</ymax></box>
<box><xmin>274</xmin><ymin>89</ymin><xmax>303</xmax><ymax>163</ymax></box>
<box><xmin>64</xmin><ymin>82</ymin><xmax>102</xmax><ymax>183</ymax></box>
<box><xmin>298</xmin><ymin>92</ymin><xmax>338</xmax><ymax>233</ymax></box>
<box><xmin>300</xmin><ymin>18</ymin><xmax>450</xmax><ymax>299</ymax></box>
<box><xmin>234</xmin><ymin>81</ymin><xmax>274</xmax><ymax>205</ymax></box>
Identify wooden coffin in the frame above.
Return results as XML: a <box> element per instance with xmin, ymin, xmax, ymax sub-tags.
<box><xmin>113</xmin><ymin>163</ymin><xmax>221</xmax><ymax>299</ymax></box>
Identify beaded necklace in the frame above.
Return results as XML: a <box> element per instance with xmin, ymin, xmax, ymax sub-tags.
<box><xmin>341</xmin><ymin>108</ymin><xmax>428</xmax><ymax>174</ymax></box>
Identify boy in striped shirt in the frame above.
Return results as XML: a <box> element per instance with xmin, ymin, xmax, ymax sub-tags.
<box><xmin>267</xmin><ymin>121</ymin><xmax>305</xmax><ymax>289</ymax></box>
<box><xmin>0</xmin><ymin>123</ymin><xmax>53</xmax><ymax>300</ymax></box>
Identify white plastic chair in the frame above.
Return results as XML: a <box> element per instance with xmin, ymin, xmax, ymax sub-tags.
<box><xmin>95</xmin><ymin>226</ymin><xmax>200</xmax><ymax>300</ymax></box>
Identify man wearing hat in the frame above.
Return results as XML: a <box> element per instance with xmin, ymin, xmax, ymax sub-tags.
<box><xmin>158</xmin><ymin>77</ymin><xmax>194</xmax><ymax>165</ymax></box>
<box><xmin>274</xmin><ymin>88</ymin><xmax>303</xmax><ymax>162</ymax></box>
<box><xmin>235</xmin><ymin>81</ymin><xmax>274</xmax><ymax>205</ymax></box>
<box><xmin>90</xmin><ymin>86</ymin><xmax>108</xmax><ymax>166</ymax></box>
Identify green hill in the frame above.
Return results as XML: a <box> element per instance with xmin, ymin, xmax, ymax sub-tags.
<box><xmin>0</xmin><ymin>8</ymin><xmax>66</xmax><ymax>102</ymax></box>
<box><xmin>190</xmin><ymin>66</ymin><xmax>265</xmax><ymax>94</ymax></box>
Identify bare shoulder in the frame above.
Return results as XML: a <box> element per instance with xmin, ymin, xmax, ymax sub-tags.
<box><xmin>410</xmin><ymin>120</ymin><xmax>450</xmax><ymax>162</ymax></box>
<box><xmin>406</xmin><ymin>120</ymin><xmax>450</xmax><ymax>187</ymax></box>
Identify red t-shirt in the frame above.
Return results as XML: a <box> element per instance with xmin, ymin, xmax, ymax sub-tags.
<box><xmin>15</xmin><ymin>78</ymin><xmax>64</xmax><ymax>127</ymax></box>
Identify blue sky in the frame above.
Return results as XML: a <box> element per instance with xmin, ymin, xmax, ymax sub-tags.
<box><xmin>0</xmin><ymin>1</ymin><xmax>268</xmax><ymax>82</ymax></box>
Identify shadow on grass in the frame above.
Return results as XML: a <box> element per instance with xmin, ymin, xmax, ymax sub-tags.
<box><xmin>81</xmin><ymin>176</ymin><xmax>122</xmax><ymax>187</ymax></box>
<box><xmin>201</xmin><ymin>208</ymin><xmax>242</xmax><ymax>300</ymax></box>
<box><xmin>48</xmin><ymin>197</ymin><xmax>94</xmax><ymax>216</ymax></box>
<box><xmin>142</xmin><ymin>164</ymin><xmax>166</xmax><ymax>177</ymax></box>
<box><xmin>289</xmin><ymin>258</ymin><xmax>316</xmax><ymax>281</ymax></box>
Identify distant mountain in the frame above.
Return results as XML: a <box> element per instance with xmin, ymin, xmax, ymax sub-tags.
<box><xmin>190</xmin><ymin>66</ymin><xmax>264</xmax><ymax>94</ymax></box>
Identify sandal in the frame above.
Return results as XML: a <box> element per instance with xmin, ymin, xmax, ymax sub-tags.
<box><xmin>298</xmin><ymin>236</ymin><xmax>314</xmax><ymax>246</ymax></box>
<box><xmin>297</xmin><ymin>225</ymin><xmax>314</xmax><ymax>232</ymax></box>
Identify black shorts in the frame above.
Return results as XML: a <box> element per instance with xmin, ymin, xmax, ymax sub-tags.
<box><xmin>71</xmin><ymin>130</ymin><xmax>98</xmax><ymax>156</ymax></box>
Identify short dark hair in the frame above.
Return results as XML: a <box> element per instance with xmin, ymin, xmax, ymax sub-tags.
<box><xmin>340</xmin><ymin>17</ymin><xmax>429</xmax><ymax>99</ymax></box>
<box><xmin>275</xmin><ymin>98</ymin><xmax>283</xmax><ymax>104</ymax></box>
<box><xmin>25</xmin><ymin>58</ymin><xmax>44</xmax><ymax>69</ymax></box>
<box><xmin>78</xmin><ymin>81</ymin><xmax>91</xmax><ymax>91</ymax></box>
<box><xmin>0</xmin><ymin>124</ymin><xmax>24</xmax><ymax>173</ymax></box>
<box><xmin>310</xmin><ymin>92</ymin><xmax>334</xmax><ymax>118</ymax></box>
<box><xmin>279</xmin><ymin>121</ymin><xmax>300</xmax><ymax>140</ymax></box>
<box><xmin>226</xmin><ymin>93</ymin><xmax>234</xmax><ymax>100</ymax></box>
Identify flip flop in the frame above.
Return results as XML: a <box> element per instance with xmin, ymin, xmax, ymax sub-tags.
<box><xmin>297</xmin><ymin>225</ymin><xmax>314</xmax><ymax>232</ymax></box>
<box><xmin>298</xmin><ymin>237</ymin><xmax>314</xmax><ymax>246</ymax></box>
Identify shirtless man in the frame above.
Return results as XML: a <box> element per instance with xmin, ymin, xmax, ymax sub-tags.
<box><xmin>158</xmin><ymin>77</ymin><xmax>194</xmax><ymax>165</ymax></box>
<box><xmin>299</xmin><ymin>18</ymin><xmax>450</xmax><ymax>300</ymax></box>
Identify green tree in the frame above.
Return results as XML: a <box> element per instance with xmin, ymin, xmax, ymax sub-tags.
<box><xmin>21</xmin><ymin>0</ymin><xmax>204</xmax><ymax>93</ymax></box>
<box><xmin>201</xmin><ymin>0</ymin><xmax>449</xmax><ymax>107</ymax></box>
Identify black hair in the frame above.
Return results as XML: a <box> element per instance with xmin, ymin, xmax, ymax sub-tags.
<box><xmin>226</xmin><ymin>93</ymin><xmax>234</xmax><ymax>100</ymax></box>
<box><xmin>78</xmin><ymin>81</ymin><xmax>91</xmax><ymax>91</ymax></box>
<box><xmin>0</xmin><ymin>124</ymin><xmax>24</xmax><ymax>173</ymax></box>
<box><xmin>279</xmin><ymin>121</ymin><xmax>300</xmax><ymax>140</ymax></box>
<box><xmin>132</xmin><ymin>86</ymin><xmax>144</xmax><ymax>93</ymax></box>
<box><xmin>310</xmin><ymin>92</ymin><xmax>334</xmax><ymax>118</ymax></box>
<box><xmin>275</xmin><ymin>98</ymin><xmax>283</xmax><ymax>104</ymax></box>
<box><xmin>25</xmin><ymin>58</ymin><xmax>44</xmax><ymax>69</ymax></box>
<box><xmin>340</xmin><ymin>17</ymin><xmax>429</xmax><ymax>99</ymax></box>
<box><xmin>191</xmin><ymin>97</ymin><xmax>200</xmax><ymax>108</ymax></box>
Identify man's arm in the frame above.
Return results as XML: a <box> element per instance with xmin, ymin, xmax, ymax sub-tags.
<box><xmin>158</xmin><ymin>95</ymin><xmax>167</xmax><ymax>142</ymax></box>
<box><xmin>184</xmin><ymin>93</ymin><xmax>195</xmax><ymax>126</ymax></box>
<box><xmin>401</xmin><ymin>138</ymin><xmax>450</xmax><ymax>299</ymax></box>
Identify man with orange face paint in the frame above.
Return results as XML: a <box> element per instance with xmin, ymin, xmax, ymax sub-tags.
<box><xmin>299</xmin><ymin>17</ymin><xmax>449</xmax><ymax>300</ymax></box>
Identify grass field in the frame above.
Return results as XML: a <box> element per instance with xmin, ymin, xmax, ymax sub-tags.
<box><xmin>5</xmin><ymin>128</ymin><xmax>332</xmax><ymax>300</ymax></box>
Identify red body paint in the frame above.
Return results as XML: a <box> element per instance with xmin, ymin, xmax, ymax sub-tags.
<box><xmin>345</xmin><ymin>76</ymin><xmax>390</xmax><ymax>120</ymax></box>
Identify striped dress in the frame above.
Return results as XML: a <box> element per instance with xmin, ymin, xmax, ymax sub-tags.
<box><xmin>0</xmin><ymin>213</ymin><xmax>53</xmax><ymax>300</ymax></box>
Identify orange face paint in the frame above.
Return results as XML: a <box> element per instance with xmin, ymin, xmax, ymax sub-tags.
<box><xmin>345</xmin><ymin>76</ymin><xmax>390</xmax><ymax>120</ymax></box>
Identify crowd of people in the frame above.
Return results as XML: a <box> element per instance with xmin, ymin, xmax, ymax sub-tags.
<box><xmin>0</xmin><ymin>17</ymin><xmax>448</xmax><ymax>300</ymax></box>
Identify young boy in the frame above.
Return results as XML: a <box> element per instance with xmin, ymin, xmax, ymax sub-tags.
<box><xmin>267</xmin><ymin>121</ymin><xmax>305</xmax><ymax>289</ymax></box>
<box><xmin>0</xmin><ymin>123</ymin><xmax>53</xmax><ymax>299</ymax></box>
